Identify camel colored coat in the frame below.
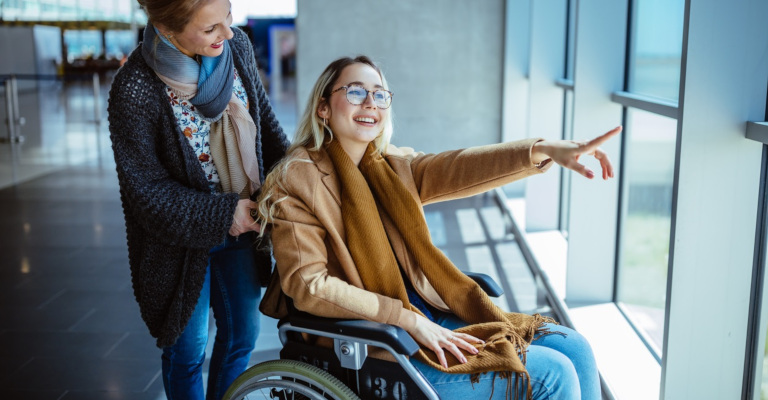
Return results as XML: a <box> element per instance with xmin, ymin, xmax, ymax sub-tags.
<box><xmin>260</xmin><ymin>138</ymin><xmax>550</xmax><ymax>331</ymax></box>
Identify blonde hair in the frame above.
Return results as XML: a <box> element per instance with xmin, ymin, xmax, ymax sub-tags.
<box><xmin>257</xmin><ymin>56</ymin><xmax>394</xmax><ymax>233</ymax></box>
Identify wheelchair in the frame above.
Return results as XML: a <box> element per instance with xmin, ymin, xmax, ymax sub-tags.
<box><xmin>223</xmin><ymin>272</ymin><xmax>505</xmax><ymax>400</ymax></box>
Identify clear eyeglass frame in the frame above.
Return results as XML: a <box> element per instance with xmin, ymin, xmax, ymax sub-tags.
<box><xmin>330</xmin><ymin>85</ymin><xmax>394</xmax><ymax>109</ymax></box>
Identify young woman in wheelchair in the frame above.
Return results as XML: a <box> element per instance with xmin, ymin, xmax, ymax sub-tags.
<box><xmin>256</xmin><ymin>55</ymin><xmax>619</xmax><ymax>400</ymax></box>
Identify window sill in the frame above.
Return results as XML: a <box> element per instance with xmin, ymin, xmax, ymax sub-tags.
<box><xmin>569</xmin><ymin>303</ymin><xmax>661</xmax><ymax>400</ymax></box>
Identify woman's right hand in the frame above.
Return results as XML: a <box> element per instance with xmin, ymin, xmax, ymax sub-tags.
<box><xmin>407</xmin><ymin>314</ymin><xmax>483</xmax><ymax>368</ymax></box>
<box><xmin>229</xmin><ymin>199</ymin><xmax>261</xmax><ymax>236</ymax></box>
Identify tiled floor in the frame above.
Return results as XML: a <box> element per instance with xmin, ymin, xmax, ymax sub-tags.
<box><xmin>0</xmin><ymin>77</ymin><xmax>548</xmax><ymax>400</ymax></box>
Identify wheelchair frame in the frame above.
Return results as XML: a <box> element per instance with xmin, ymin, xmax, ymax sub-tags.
<box><xmin>223</xmin><ymin>272</ymin><xmax>504</xmax><ymax>400</ymax></box>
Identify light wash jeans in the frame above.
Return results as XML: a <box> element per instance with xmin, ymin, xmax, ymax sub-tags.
<box><xmin>411</xmin><ymin>312</ymin><xmax>601</xmax><ymax>400</ymax></box>
<box><xmin>161</xmin><ymin>233</ymin><xmax>262</xmax><ymax>400</ymax></box>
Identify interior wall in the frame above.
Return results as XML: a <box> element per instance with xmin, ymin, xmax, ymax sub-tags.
<box><xmin>295</xmin><ymin>0</ymin><xmax>506</xmax><ymax>153</ymax></box>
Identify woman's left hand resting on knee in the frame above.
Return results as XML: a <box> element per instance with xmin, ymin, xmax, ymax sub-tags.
<box><xmin>532</xmin><ymin>125</ymin><xmax>622</xmax><ymax>180</ymax></box>
<box><xmin>407</xmin><ymin>314</ymin><xmax>485</xmax><ymax>369</ymax></box>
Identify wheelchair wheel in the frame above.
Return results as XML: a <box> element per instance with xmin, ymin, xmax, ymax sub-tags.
<box><xmin>223</xmin><ymin>359</ymin><xmax>361</xmax><ymax>400</ymax></box>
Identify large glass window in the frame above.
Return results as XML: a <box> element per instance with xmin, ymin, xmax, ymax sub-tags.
<box><xmin>0</xmin><ymin>0</ymin><xmax>137</xmax><ymax>22</ymax></box>
<box><xmin>64</xmin><ymin>30</ymin><xmax>103</xmax><ymax>61</ymax></box>
<box><xmin>616</xmin><ymin>108</ymin><xmax>677</xmax><ymax>353</ymax></box>
<box><xmin>105</xmin><ymin>30</ymin><xmax>136</xmax><ymax>59</ymax></box>
<box><xmin>628</xmin><ymin>0</ymin><xmax>685</xmax><ymax>101</ymax></box>
<box><xmin>613</xmin><ymin>0</ymin><xmax>685</xmax><ymax>358</ymax></box>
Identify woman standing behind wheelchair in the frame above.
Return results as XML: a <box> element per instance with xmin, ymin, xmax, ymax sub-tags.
<box><xmin>257</xmin><ymin>56</ymin><xmax>618</xmax><ymax>400</ymax></box>
<box><xmin>107</xmin><ymin>0</ymin><xmax>289</xmax><ymax>399</ymax></box>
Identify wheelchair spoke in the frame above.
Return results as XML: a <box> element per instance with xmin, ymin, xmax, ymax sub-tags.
<box><xmin>223</xmin><ymin>360</ymin><xmax>359</xmax><ymax>400</ymax></box>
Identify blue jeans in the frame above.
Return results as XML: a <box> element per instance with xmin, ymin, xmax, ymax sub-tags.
<box><xmin>161</xmin><ymin>234</ymin><xmax>262</xmax><ymax>400</ymax></box>
<box><xmin>411</xmin><ymin>313</ymin><xmax>600</xmax><ymax>400</ymax></box>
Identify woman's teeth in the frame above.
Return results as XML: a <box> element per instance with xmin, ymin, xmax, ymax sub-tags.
<box><xmin>354</xmin><ymin>117</ymin><xmax>375</xmax><ymax>124</ymax></box>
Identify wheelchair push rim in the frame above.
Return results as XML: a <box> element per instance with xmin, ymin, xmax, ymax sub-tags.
<box><xmin>223</xmin><ymin>359</ymin><xmax>361</xmax><ymax>400</ymax></box>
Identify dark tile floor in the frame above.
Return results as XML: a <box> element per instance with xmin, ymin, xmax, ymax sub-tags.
<box><xmin>0</xmin><ymin>167</ymin><xmax>167</xmax><ymax>399</ymax></box>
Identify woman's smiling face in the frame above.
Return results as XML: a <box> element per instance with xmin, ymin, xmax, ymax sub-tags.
<box><xmin>165</xmin><ymin>0</ymin><xmax>234</xmax><ymax>58</ymax></box>
<box><xmin>318</xmin><ymin>63</ymin><xmax>391</xmax><ymax>153</ymax></box>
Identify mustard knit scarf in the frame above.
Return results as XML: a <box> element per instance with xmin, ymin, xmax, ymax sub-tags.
<box><xmin>325</xmin><ymin>140</ymin><xmax>557</xmax><ymax>399</ymax></box>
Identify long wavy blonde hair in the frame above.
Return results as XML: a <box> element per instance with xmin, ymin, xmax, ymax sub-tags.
<box><xmin>256</xmin><ymin>56</ymin><xmax>394</xmax><ymax>233</ymax></box>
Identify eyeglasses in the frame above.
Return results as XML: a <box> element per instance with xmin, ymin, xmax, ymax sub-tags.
<box><xmin>330</xmin><ymin>85</ymin><xmax>393</xmax><ymax>109</ymax></box>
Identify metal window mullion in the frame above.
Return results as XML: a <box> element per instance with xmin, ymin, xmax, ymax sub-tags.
<box><xmin>555</xmin><ymin>78</ymin><xmax>574</xmax><ymax>91</ymax></box>
<box><xmin>746</xmin><ymin>122</ymin><xmax>768</xmax><ymax>145</ymax></box>
<box><xmin>743</xmin><ymin>145</ymin><xmax>768</xmax><ymax>400</ymax></box>
<box><xmin>610</xmin><ymin>91</ymin><xmax>678</xmax><ymax>119</ymax></box>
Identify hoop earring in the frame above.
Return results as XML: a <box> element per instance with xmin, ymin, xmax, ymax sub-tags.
<box><xmin>323</xmin><ymin>118</ymin><xmax>327</xmax><ymax>126</ymax></box>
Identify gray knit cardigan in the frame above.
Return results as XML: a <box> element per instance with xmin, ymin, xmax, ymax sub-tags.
<box><xmin>107</xmin><ymin>27</ymin><xmax>289</xmax><ymax>348</ymax></box>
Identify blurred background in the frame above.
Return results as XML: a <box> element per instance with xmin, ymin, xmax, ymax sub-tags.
<box><xmin>0</xmin><ymin>0</ymin><xmax>766</xmax><ymax>399</ymax></box>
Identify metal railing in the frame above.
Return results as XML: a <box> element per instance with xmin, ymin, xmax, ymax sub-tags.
<box><xmin>1</xmin><ymin>75</ymin><xmax>25</xmax><ymax>146</ymax></box>
<box><xmin>491</xmin><ymin>187</ymin><xmax>617</xmax><ymax>400</ymax></box>
<box><xmin>0</xmin><ymin>72</ymin><xmax>105</xmax><ymax>184</ymax></box>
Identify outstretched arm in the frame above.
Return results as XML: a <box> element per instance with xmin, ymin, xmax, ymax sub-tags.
<box><xmin>532</xmin><ymin>126</ymin><xmax>622</xmax><ymax>180</ymax></box>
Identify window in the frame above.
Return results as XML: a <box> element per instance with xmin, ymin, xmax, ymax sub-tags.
<box><xmin>616</xmin><ymin>108</ymin><xmax>677</xmax><ymax>353</ymax></box>
<box><xmin>746</xmin><ymin>104</ymin><xmax>768</xmax><ymax>400</ymax></box>
<box><xmin>64</xmin><ymin>30</ymin><xmax>103</xmax><ymax>61</ymax></box>
<box><xmin>613</xmin><ymin>0</ymin><xmax>685</xmax><ymax>358</ymax></box>
<box><xmin>759</xmin><ymin>168</ymin><xmax>768</xmax><ymax>398</ymax></box>
<box><xmin>105</xmin><ymin>30</ymin><xmax>136</xmax><ymax>59</ymax></box>
<box><xmin>627</xmin><ymin>0</ymin><xmax>685</xmax><ymax>102</ymax></box>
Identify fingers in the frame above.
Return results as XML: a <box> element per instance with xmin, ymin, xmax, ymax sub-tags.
<box><xmin>456</xmin><ymin>332</ymin><xmax>484</xmax><ymax>345</ymax></box>
<box><xmin>570</xmin><ymin>126</ymin><xmax>620</xmax><ymax>179</ymax></box>
<box><xmin>411</xmin><ymin>317</ymin><xmax>485</xmax><ymax>368</ymax></box>
<box><xmin>433</xmin><ymin>333</ymin><xmax>484</xmax><ymax>368</ymax></box>
<box><xmin>567</xmin><ymin>160</ymin><xmax>594</xmax><ymax>179</ymax></box>
<box><xmin>586</xmin><ymin>125</ymin><xmax>622</xmax><ymax>150</ymax></box>
<box><xmin>444</xmin><ymin>340</ymin><xmax>466</xmax><ymax>366</ymax></box>
<box><xmin>594</xmin><ymin>148</ymin><xmax>615</xmax><ymax>179</ymax></box>
<box><xmin>434</xmin><ymin>345</ymin><xmax>449</xmax><ymax>369</ymax></box>
<box><xmin>432</xmin><ymin>337</ymin><xmax>464</xmax><ymax>368</ymax></box>
<box><xmin>450</xmin><ymin>334</ymin><xmax>481</xmax><ymax>356</ymax></box>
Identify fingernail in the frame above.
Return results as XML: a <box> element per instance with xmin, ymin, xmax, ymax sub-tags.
<box><xmin>586</xmin><ymin>171</ymin><xmax>595</xmax><ymax>179</ymax></box>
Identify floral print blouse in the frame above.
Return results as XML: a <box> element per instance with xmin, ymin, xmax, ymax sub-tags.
<box><xmin>166</xmin><ymin>68</ymin><xmax>250</xmax><ymax>192</ymax></box>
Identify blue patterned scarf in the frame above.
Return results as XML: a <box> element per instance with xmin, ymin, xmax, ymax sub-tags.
<box><xmin>140</xmin><ymin>23</ymin><xmax>261</xmax><ymax>197</ymax></box>
<box><xmin>141</xmin><ymin>23</ymin><xmax>233</xmax><ymax>119</ymax></box>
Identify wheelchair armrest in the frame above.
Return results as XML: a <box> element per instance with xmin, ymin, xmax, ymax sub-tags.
<box><xmin>464</xmin><ymin>272</ymin><xmax>504</xmax><ymax>297</ymax></box>
<box><xmin>283</xmin><ymin>312</ymin><xmax>420</xmax><ymax>356</ymax></box>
